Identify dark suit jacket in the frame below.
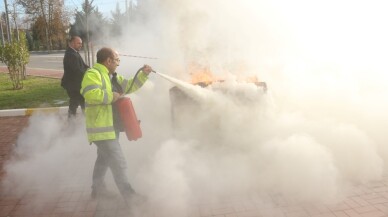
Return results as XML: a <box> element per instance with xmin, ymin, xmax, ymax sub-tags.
<box><xmin>61</xmin><ymin>47</ymin><xmax>89</xmax><ymax>91</ymax></box>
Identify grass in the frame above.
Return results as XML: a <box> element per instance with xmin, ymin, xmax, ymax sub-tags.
<box><xmin>0</xmin><ymin>73</ymin><xmax>69</xmax><ymax>110</ymax></box>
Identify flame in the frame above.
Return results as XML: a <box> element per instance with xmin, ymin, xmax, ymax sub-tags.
<box><xmin>188</xmin><ymin>64</ymin><xmax>217</xmax><ymax>85</ymax></box>
<box><xmin>187</xmin><ymin>63</ymin><xmax>262</xmax><ymax>86</ymax></box>
<box><xmin>190</xmin><ymin>71</ymin><xmax>214</xmax><ymax>85</ymax></box>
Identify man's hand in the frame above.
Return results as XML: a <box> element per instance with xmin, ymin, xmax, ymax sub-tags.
<box><xmin>142</xmin><ymin>64</ymin><xmax>153</xmax><ymax>75</ymax></box>
<box><xmin>112</xmin><ymin>92</ymin><xmax>121</xmax><ymax>102</ymax></box>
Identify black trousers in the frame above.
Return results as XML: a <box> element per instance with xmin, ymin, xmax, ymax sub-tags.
<box><xmin>66</xmin><ymin>89</ymin><xmax>85</xmax><ymax>118</ymax></box>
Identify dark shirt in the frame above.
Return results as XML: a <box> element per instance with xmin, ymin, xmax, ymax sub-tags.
<box><xmin>61</xmin><ymin>47</ymin><xmax>89</xmax><ymax>91</ymax></box>
<box><xmin>111</xmin><ymin>73</ymin><xmax>124</xmax><ymax>132</ymax></box>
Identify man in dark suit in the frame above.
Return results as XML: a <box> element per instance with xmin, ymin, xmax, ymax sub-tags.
<box><xmin>61</xmin><ymin>36</ymin><xmax>89</xmax><ymax>118</ymax></box>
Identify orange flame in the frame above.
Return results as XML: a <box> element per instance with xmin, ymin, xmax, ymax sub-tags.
<box><xmin>190</xmin><ymin>71</ymin><xmax>214</xmax><ymax>85</ymax></box>
<box><xmin>188</xmin><ymin>64</ymin><xmax>217</xmax><ymax>85</ymax></box>
<box><xmin>188</xmin><ymin>63</ymin><xmax>261</xmax><ymax>86</ymax></box>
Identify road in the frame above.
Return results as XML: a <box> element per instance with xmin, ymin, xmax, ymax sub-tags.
<box><xmin>0</xmin><ymin>51</ymin><xmax>89</xmax><ymax>78</ymax></box>
<box><xmin>0</xmin><ymin>50</ymin><xmax>88</xmax><ymax>71</ymax></box>
<box><xmin>26</xmin><ymin>51</ymin><xmax>65</xmax><ymax>70</ymax></box>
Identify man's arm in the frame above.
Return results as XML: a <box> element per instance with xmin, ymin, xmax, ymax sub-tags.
<box><xmin>121</xmin><ymin>65</ymin><xmax>153</xmax><ymax>94</ymax></box>
<box><xmin>81</xmin><ymin>70</ymin><xmax>114</xmax><ymax>105</ymax></box>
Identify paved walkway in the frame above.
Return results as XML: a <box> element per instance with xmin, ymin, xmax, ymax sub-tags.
<box><xmin>2</xmin><ymin>67</ymin><xmax>388</xmax><ymax>217</ymax></box>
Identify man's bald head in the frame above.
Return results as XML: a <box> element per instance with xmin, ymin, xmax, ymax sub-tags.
<box><xmin>97</xmin><ymin>47</ymin><xmax>116</xmax><ymax>63</ymax></box>
<box><xmin>96</xmin><ymin>47</ymin><xmax>120</xmax><ymax>74</ymax></box>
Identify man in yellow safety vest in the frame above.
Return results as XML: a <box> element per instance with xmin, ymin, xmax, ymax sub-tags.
<box><xmin>80</xmin><ymin>47</ymin><xmax>152</xmax><ymax>204</ymax></box>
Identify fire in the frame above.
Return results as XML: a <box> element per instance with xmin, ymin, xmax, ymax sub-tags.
<box><xmin>188</xmin><ymin>64</ymin><xmax>219</xmax><ymax>86</ymax></box>
<box><xmin>187</xmin><ymin>63</ymin><xmax>265</xmax><ymax>91</ymax></box>
<box><xmin>190</xmin><ymin>71</ymin><xmax>214</xmax><ymax>86</ymax></box>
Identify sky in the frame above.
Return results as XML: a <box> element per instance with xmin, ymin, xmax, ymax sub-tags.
<box><xmin>65</xmin><ymin>0</ymin><xmax>129</xmax><ymax>18</ymax></box>
<box><xmin>0</xmin><ymin>0</ymin><xmax>128</xmax><ymax>18</ymax></box>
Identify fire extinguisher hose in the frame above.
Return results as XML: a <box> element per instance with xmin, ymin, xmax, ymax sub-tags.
<box><xmin>125</xmin><ymin>67</ymin><xmax>144</xmax><ymax>94</ymax></box>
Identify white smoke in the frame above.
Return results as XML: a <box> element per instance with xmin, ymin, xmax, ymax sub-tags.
<box><xmin>2</xmin><ymin>114</ymin><xmax>93</xmax><ymax>197</ymax></box>
<box><xmin>124</xmin><ymin>0</ymin><xmax>388</xmax><ymax>208</ymax></box>
<box><xmin>2</xmin><ymin>0</ymin><xmax>388</xmax><ymax>216</ymax></box>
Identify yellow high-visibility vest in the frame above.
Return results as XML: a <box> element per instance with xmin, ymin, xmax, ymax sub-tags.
<box><xmin>80</xmin><ymin>63</ymin><xmax>148</xmax><ymax>142</ymax></box>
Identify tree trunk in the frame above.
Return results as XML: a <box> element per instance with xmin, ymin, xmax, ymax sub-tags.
<box><xmin>39</xmin><ymin>0</ymin><xmax>51</xmax><ymax>51</ymax></box>
<box><xmin>8</xmin><ymin>65</ymin><xmax>23</xmax><ymax>90</ymax></box>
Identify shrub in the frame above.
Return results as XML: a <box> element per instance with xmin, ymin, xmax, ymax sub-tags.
<box><xmin>0</xmin><ymin>32</ymin><xmax>30</xmax><ymax>89</ymax></box>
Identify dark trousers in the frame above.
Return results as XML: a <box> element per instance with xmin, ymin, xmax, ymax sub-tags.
<box><xmin>66</xmin><ymin>89</ymin><xmax>85</xmax><ymax>118</ymax></box>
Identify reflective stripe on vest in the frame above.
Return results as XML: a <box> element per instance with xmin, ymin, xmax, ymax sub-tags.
<box><xmin>134</xmin><ymin>78</ymin><xmax>143</xmax><ymax>89</ymax></box>
<box><xmin>82</xmin><ymin>85</ymin><xmax>101</xmax><ymax>96</ymax></box>
<box><xmin>122</xmin><ymin>79</ymin><xmax>129</xmax><ymax>93</ymax></box>
<box><xmin>86</xmin><ymin>126</ymin><xmax>115</xmax><ymax>134</ymax></box>
<box><xmin>85</xmin><ymin>102</ymin><xmax>109</xmax><ymax>108</ymax></box>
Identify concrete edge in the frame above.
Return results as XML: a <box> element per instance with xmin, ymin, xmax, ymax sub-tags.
<box><xmin>0</xmin><ymin>106</ymin><xmax>68</xmax><ymax>117</ymax></box>
<box><xmin>30</xmin><ymin>50</ymin><xmax>66</xmax><ymax>53</ymax></box>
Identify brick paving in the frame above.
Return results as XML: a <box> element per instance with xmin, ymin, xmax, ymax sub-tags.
<box><xmin>0</xmin><ymin>116</ymin><xmax>29</xmax><ymax>179</ymax></box>
<box><xmin>2</xmin><ymin>66</ymin><xmax>388</xmax><ymax>217</ymax></box>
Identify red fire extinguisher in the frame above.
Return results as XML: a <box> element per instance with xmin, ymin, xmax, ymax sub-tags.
<box><xmin>115</xmin><ymin>97</ymin><xmax>142</xmax><ymax>141</ymax></box>
<box><xmin>113</xmin><ymin>67</ymin><xmax>147</xmax><ymax>141</ymax></box>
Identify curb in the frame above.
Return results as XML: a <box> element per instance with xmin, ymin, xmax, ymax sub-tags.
<box><xmin>30</xmin><ymin>50</ymin><xmax>66</xmax><ymax>54</ymax></box>
<box><xmin>0</xmin><ymin>106</ymin><xmax>68</xmax><ymax>117</ymax></box>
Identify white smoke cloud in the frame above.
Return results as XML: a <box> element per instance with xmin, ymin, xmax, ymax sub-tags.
<box><xmin>2</xmin><ymin>0</ymin><xmax>388</xmax><ymax>215</ymax></box>
<box><xmin>2</xmin><ymin>114</ymin><xmax>93</xmax><ymax>196</ymax></box>
<box><xmin>124</xmin><ymin>0</ymin><xmax>388</xmax><ymax>205</ymax></box>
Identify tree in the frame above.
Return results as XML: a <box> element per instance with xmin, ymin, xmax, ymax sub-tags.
<box><xmin>0</xmin><ymin>31</ymin><xmax>30</xmax><ymax>89</ymax></box>
<box><xmin>17</xmin><ymin>0</ymin><xmax>69</xmax><ymax>51</ymax></box>
<box><xmin>108</xmin><ymin>1</ymin><xmax>146</xmax><ymax>39</ymax></box>
<box><xmin>31</xmin><ymin>16</ymin><xmax>46</xmax><ymax>50</ymax></box>
<box><xmin>69</xmin><ymin>1</ymin><xmax>108</xmax><ymax>65</ymax></box>
<box><xmin>69</xmin><ymin>3</ymin><xmax>107</xmax><ymax>40</ymax></box>
<box><xmin>110</xmin><ymin>2</ymin><xmax>125</xmax><ymax>37</ymax></box>
<box><xmin>49</xmin><ymin>10</ymin><xmax>68</xmax><ymax>49</ymax></box>
<box><xmin>25</xmin><ymin>30</ymin><xmax>33</xmax><ymax>50</ymax></box>
<box><xmin>17</xmin><ymin>0</ymin><xmax>50</xmax><ymax>50</ymax></box>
